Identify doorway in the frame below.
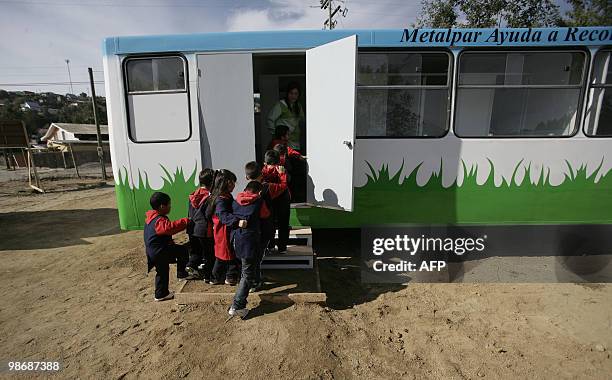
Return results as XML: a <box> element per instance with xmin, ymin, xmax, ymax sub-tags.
<box><xmin>252</xmin><ymin>53</ymin><xmax>307</xmax><ymax>202</ymax></box>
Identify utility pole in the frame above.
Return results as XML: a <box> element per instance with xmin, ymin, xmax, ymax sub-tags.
<box><xmin>88</xmin><ymin>68</ymin><xmax>108</xmax><ymax>181</ymax></box>
<box><xmin>319</xmin><ymin>0</ymin><xmax>347</xmax><ymax>30</ymax></box>
<box><xmin>65</xmin><ymin>59</ymin><xmax>74</xmax><ymax>94</ymax></box>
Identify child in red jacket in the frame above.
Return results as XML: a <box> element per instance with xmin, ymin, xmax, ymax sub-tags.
<box><xmin>246</xmin><ymin>160</ymin><xmax>290</xmax><ymax>256</ymax></box>
<box><xmin>268</xmin><ymin>125</ymin><xmax>304</xmax><ymax>158</ymax></box>
<box><xmin>268</xmin><ymin>125</ymin><xmax>306</xmax><ymax>202</ymax></box>
<box><xmin>205</xmin><ymin>169</ymin><xmax>246</xmax><ymax>285</ymax></box>
<box><xmin>186</xmin><ymin>168</ymin><xmax>215</xmax><ymax>281</ymax></box>
<box><xmin>144</xmin><ymin>192</ymin><xmax>189</xmax><ymax>302</ymax></box>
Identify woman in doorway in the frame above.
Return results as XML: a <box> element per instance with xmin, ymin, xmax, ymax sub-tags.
<box><xmin>266</xmin><ymin>82</ymin><xmax>305</xmax><ymax>152</ymax></box>
<box><xmin>266</xmin><ymin>82</ymin><xmax>307</xmax><ymax>202</ymax></box>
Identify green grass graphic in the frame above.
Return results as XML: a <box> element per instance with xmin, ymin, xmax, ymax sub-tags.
<box><xmin>290</xmin><ymin>159</ymin><xmax>612</xmax><ymax>227</ymax></box>
<box><xmin>115</xmin><ymin>165</ymin><xmax>198</xmax><ymax>230</ymax></box>
<box><xmin>113</xmin><ymin>160</ymin><xmax>611</xmax><ymax>230</ymax></box>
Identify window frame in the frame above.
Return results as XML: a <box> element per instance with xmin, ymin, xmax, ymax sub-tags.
<box><xmin>453</xmin><ymin>47</ymin><xmax>589</xmax><ymax>139</ymax></box>
<box><xmin>355</xmin><ymin>48</ymin><xmax>454</xmax><ymax>140</ymax></box>
<box><xmin>124</xmin><ymin>55</ymin><xmax>188</xmax><ymax>95</ymax></box>
<box><xmin>583</xmin><ymin>47</ymin><xmax>612</xmax><ymax>138</ymax></box>
<box><xmin>122</xmin><ymin>53</ymin><xmax>192</xmax><ymax>144</ymax></box>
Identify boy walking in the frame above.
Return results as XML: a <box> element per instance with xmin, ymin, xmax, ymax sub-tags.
<box><xmin>186</xmin><ymin>168</ymin><xmax>215</xmax><ymax>281</ymax></box>
<box><xmin>245</xmin><ymin>161</ymin><xmax>288</xmax><ymax>288</ymax></box>
<box><xmin>228</xmin><ymin>181</ymin><xmax>270</xmax><ymax>319</ymax></box>
<box><xmin>144</xmin><ymin>192</ymin><xmax>190</xmax><ymax>301</ymax></box>
<box><xmin>262</xmin><ymin>150</ymin><xmax>291</xmax><ymax>254</ymax></box>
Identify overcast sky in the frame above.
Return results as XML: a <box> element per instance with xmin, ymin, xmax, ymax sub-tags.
<box><xmin>0</xmin><ymin>0</ymin><xmax>569</xmax><ymax>96</ymax></box>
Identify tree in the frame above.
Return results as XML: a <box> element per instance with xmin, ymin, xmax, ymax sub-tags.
<box><xmin>417</xmin><ymin>0</ymin><xmax>458</xmax><ymax>28</ymax></box>
<box><xmin>417</xmin><ymin>0</ymin><xmax>561</xmax><ymax>28</ymax></box>
<box><xmin>563</xmin><ymin>0</ymin><xmax>612</xmax><ymax>26</ymax></box>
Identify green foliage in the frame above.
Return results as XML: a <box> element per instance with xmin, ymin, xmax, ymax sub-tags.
<box><xmin>563</xmin><ymin>0</ymin><xmax>612</xmax><ymax>26</ymax></box>
<box><xmin>0</xmin><ymin>90</ymin><xmax>107</xmax><ymax>134</ymax></box>
<box><xmin>417</xmin><ymin>0</ymin><xmax>561</xmax><ymax>28</ymax></box>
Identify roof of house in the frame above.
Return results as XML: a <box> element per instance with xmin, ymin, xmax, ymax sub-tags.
<box><xmin>51</xmin><ymin>123</ymin><xmax>108</xmax><ymax>134</ymax></box>
<box><xmin>41</xmin><ymin>123</ymin><xmax>109</xmax><ymax>141</ymax></box>
<box><xmin>22</xmin><ymin>101</ymin><xmax>41</xmax><ymax>108</ymax></box>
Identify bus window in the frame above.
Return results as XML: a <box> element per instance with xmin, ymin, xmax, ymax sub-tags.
<box><xmin>126</xmin><ymin>57</ymin><xmax>186</xmax><ymax>93</ymax></box>
<box><xmin>124</xmin><ymin>56</ymin><xmax>190</xmax><ymax>143</ymax></box>
<box><xmin>356</xmin><ymin>52</ymin><xmax>450</xmax><ymax>138</ymax></box>
<box><xmin>584</xmin><ymin>50</ymin><xmax>612</xmax><ymax>137</ymax></box>
<box><xmin>455</xmin><ymin>51</ymin><xmax>586</xmax><ymax>137</ymax></box>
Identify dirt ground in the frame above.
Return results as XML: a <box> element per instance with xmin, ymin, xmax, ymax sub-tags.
<box><xmin>0</xmin><ymin>181</ymin><xmax>611</xmax><ymax>379</ymax></box>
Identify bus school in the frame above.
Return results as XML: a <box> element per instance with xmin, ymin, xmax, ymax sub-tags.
<box><xmin>103</xmin><ymin>26</ymin><xmax>612</xmax><ymax>255</ymax></box>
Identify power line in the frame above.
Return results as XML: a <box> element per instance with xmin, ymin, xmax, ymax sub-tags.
<box><xmin>0</xmin><ymin>81</ymin><xmax>104</xmax><ymax>86</ymax></box>
<box><xmin>317</xmin><ymin>0</ymin><xmax>348</xmax><ymax>30</ymax></box>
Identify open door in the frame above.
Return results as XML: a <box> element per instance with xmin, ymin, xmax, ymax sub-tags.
<box><xmin>306</xmin><ymin>35</ymin><xmax>357</xmax><ymax>211</ymax></box>
<box><xmin>197</xmin><ymin>53</ymin><xmax>256</xmax><ymax>195</ymax></box>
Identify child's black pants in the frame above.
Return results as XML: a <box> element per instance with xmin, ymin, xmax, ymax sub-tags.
<box><xmin>212</xmin><ymin>258</ymin><xmax>239</xmax><ymax>282</ymax></box>
<box><xmin>273</xmin><ymin>191</ymin><xmax>291</xmax><ymax>251</ymax></box>
<box><xmin>153</xmin><ymin>244</ymin><xmax>188</xmax><ymax>299</ymax></box>
<box><xmin>188</xmin><ymin>236</ymin><xmax>214</xmax><ymax>279</ymax></box>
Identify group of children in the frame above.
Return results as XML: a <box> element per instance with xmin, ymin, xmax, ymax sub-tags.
<box><xmin>143</xmin><ymin>126</ymin><xmax>306</xmax><ymax>320</ymax></box>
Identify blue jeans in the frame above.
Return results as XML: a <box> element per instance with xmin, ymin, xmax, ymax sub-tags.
<box><xmin>232</xmin><ymin>257</ymin><xmax>256</xmax><ymax>310</ymax></box>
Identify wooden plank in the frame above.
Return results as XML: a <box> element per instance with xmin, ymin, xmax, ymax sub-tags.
<box><xmin>175</xmin><ymin>291</ymin><xmax>326</xmax><ymax>305</ymax></box>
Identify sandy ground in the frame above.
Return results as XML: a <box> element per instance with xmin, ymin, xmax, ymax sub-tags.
<box><xmin>0</xmin><ymin>182</ymin><xmax>611</xmax><ymax>379</ymax></box>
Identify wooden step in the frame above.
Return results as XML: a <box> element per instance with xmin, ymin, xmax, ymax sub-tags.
<box><xmin>275</xmin><ymin>227</ymin><xmax>312</xmax><ymax>246</ymax></box>
<box><xmin>261</xmin><ymin>244</ymin><xmax>314</xmax><ymax>269</ymax></box>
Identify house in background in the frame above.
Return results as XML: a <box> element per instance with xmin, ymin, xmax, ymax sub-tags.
<box><xmin>41</xmin><ymin>123</ymin><xmax>109</xmax><ymax>143</ymax></box>
<box><xmin>20</xmin><ymin>101</ymin><xmax>42</xmax><ymax>112</ymax></box>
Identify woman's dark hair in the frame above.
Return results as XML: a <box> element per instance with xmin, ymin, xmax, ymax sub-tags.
<box><xmin>150</xmin><ymin>192</ymin><xmax>170</xmax><ymax>210</ymax></box>
<box><xmin>274</xmin><ymin>125</ymin><xmax>290</xmax><ymax>139</ymax></box>
<box><xmin>205</xmin><ymin>169</ymin><xmax>237</xmax><ymax>219</ymax></box>
<box><xmin>264</xmin><ymin>150</ymin><xmax>280</xmax><ymax>165</ymax></box>
<box><xmin>199</xmin><ymin>168</ymin><xmax>215</xmax><ymax>188</ymax></box>
<box><xmin>284</xmin><ymin>82</ymin><xmax>301</xmax><ymax>116</ymax></box>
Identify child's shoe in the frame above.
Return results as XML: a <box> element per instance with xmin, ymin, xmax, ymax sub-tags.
<box><xmin>185</xmin><ymin>266</ymin><xmax>203</xmax><ymax>280</ymax></box>
<box><xmin>250</xmin><ymin>281</ymin><xmax>263</xmax><ymax>292</ymax></box>
<box><xmin>154</xmin><ymin>292</ymin><xmax>174</xmax><ymax>302</ymax></box>
<box><xmin>208</xmin><ymin>278</ymin><xmax>223</xmax><ymax>285</ymax></box>
<box><xmin>228</xmin><ymin>306</ymin><xmax>249</xmax><ymax>319</ymax></box>
<box><xmin>225</xmin><ymin>278</ymin><xmax>238</xmax><ymax>286</ymax></box>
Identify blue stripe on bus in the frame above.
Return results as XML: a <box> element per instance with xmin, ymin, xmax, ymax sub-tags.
<box><xmin>103</xmin><ymin>27</ymin><xmax>612</xmax><ymax>56</ymax></box>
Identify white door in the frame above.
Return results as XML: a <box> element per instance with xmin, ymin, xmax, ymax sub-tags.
<box><xmin>306</xmin><ymin>35</ymin><xmax>357</xmax><ymax>211</ymax></box>
<box><xmin>197</xmin><ymin>53</ymin><xmax>256</xmax><ymax>195</ymax></box>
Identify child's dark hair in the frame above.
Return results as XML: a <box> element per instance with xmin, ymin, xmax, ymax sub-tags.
<box><xmin>199</xmin><ymin>168</ymin><xmax>215</xmax><ymax>188</ymax></box>
<box><xmin>273</xmin><ymin>143</ymin><xmax>288</xmax><ymax>156</ymax></box>
<box><xmin>245</xmin><ymin>161</ymin><xmax>262</xmax><ymax>180</ymax></box>
<box><xmin>245</xmin><ymin>180</ymin><xmax>263</xmax><ymax>193</ymax></box>
<box><xmin>206</xmin><ymin>169</ymin><xmax>237</xmax><ymax>218</ymax></box>
<box><xmin>274</xmin><ymin>125</ymin><xmax>290</xmax><ymax>139</ymax></box>
<box><xmin>264</xmin><ymin>150</ymin><xmax>280</xmax><ymax>165</ymax></box>
<box><xmin>150</xmin><ymin>192</ymin><xmax>170</xmax><ymax>210</ymax></box>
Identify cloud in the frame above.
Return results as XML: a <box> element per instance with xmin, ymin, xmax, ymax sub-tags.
<box><xmin>226</xmin><ymin>0</ymin><xmax>420</xmax><ymax>31</ymax></box>
<box><xmin>0</xmin><ymin>0</ymin><xmax>421</xmax><ymax>94</ymax></box>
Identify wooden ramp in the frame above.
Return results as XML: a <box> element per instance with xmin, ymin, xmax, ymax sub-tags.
<box><xmin>262</xmin><ymin>227</ymin><xmax>313</xmax><ymax>270</ymax></box>
<box><xmin>176</xmin><ymin>262</ymin><xmax>325</xmax><ymax>305</ymax></box>
<box><xmin>176</xmin><ymin>227</ymin><xmax>326</xmax><ymax>305</ymax></box>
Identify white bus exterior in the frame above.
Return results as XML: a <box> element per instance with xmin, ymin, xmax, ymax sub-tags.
<box><xmin>103</xmin><ymin>27</ymin><xmax>612</xmax><ymax>251</ymax></box>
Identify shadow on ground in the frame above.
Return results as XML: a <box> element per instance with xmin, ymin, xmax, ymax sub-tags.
<box><xmin>0</xmin><ymin>208</ymin><xmax>122</xmax><ymax>250</ymax></box>
<box><xmin>314</xmin><ymin>229</ymin><xmax>406</xmax><ymax>310</ymax></box>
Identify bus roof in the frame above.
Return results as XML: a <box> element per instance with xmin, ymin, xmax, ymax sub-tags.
<box><xmin>103</xmin><ymin>27</ymin><xmax>612</xmax><ymax>56</ymax></box>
